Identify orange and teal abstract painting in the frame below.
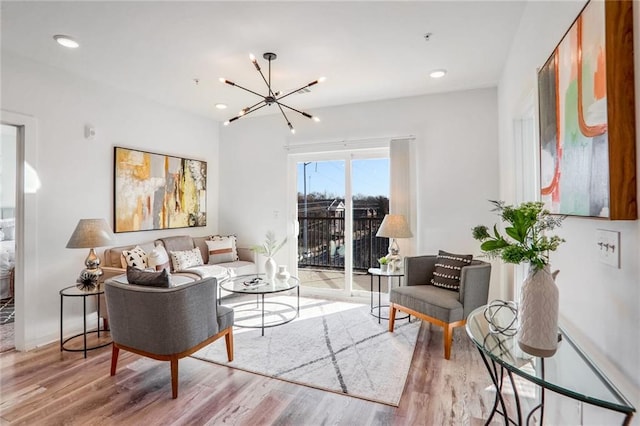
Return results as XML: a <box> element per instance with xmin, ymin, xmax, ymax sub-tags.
<box><xmin>539</xmin><ymin>0</ymin><xmax>608</xmax><ymax>217</ymax></box>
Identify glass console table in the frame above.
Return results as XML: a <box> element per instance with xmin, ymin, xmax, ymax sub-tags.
<box><xmin>466</xmin><ymin>305</ymin><xmax>635</xmax><ymax>425</ymax></box>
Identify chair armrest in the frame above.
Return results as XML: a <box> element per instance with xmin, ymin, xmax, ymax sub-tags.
<box><xmin>459</xmin><ymin>262</ymin><xmax>491</xmax><ymax>318</ymax></box>
<box><xmin>404</xmin><ymin>255</ymin><xmax>437</xmax><ymax>286</ymax></box>
<box><xmin>237</xmin><ymin>247</ymin><xmax>257</xmax><ymax>263</ymax></box>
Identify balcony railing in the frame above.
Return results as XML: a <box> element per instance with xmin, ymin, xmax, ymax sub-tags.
<box><xmin>297</xmin><ymin>216</ymin><xmax>388</xmax><ymax>271</ymax></box>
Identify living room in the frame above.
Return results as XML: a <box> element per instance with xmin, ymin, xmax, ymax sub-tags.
<box><xmin>1</xmin><ymin>1</ymin><xmax>639</xmax><ymax>424</ymax></box>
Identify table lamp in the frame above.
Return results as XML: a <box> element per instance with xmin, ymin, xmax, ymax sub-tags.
<box><xmin>376</xmin><ymin>214</ymin><xmax>413</xmax><ymax>271</ymax></box>
<box><xmin>66</xmin><ymin>218</ymin><xmax>115</xmax><ymax>284</ymax></box>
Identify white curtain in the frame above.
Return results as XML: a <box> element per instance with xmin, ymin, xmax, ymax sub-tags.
<box><xmin>389</xmin><ymin>138</ymin><xmax>416</xmax><ymax>257</ymax></box>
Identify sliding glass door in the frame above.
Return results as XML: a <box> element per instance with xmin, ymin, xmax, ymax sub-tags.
<box><xmin>292</xmin><ymin>150</ymin><xmax>389</xmax><ymax>297</ymax></box>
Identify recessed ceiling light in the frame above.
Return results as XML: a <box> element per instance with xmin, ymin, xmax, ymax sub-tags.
<box><xmin>53</xmin><ymin>35</ymin><xmax>79</xmax><ymax>49</ymax></box>
<box><xmin>429</xmin><ymin>69</ymin><xmax>447</xmax><ymax>79</ymax></box>
<box><xmin>215</xmin><ymin>103</ymin><xmax>228</xmax><ymax>110</ymax></box>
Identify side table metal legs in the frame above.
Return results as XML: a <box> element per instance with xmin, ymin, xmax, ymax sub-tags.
<box><xmin>476</xmin><ymin>346</ymin><xmax>546</xmax><ymax>425</ymax></box>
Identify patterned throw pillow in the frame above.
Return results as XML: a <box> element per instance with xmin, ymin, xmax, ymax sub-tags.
<box><xmin>122</xmin><ymin>246</ymin><xmax>148</xmax><ymax>270</ymax></box>
<box><xmin>431</xmin><ymin>250</ymin><xmax>473</xmax><ymax>291</ymax></box>
<box><xmin>170</xmin><ymin>247</ymin><xmax>204</xmax><ymax>271</ymax></box>
<box><xmin>126</xmin><ymin>266</ymin><xmax>170</xmax><ymax>288</ymax></box>
<box><xmin>209</xmin><ymin>235</ymin><xmax>239</xmax><ymax>261</ymax></box>
<box><xmin>148</xmin><ymin>244</ymin><xmax>171</xmax><ymax>272</ymax></box>
<box><xmin>205</xmin><ymin>238</ymin><xmax>235</xmax><ymax>264</ymax></box>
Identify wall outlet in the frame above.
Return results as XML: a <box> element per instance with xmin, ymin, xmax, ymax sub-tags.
<box><xmin>596</xmin><ymin>229</ymin><xmax>620</xmax><ymax>268</ymax></box>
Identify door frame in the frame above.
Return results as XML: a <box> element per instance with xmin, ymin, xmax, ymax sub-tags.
<box><xmin>1</xmin><ymin>110</ymin><xmax>39</xmax><ymax>351</ymax></box>
<box><xmin>287</xmin><ymin>147</ymin><xmax>389</xmax><ymax>299</ymax></box>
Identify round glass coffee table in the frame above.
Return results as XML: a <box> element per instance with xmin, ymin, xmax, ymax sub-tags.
<box><xmin>219</xmin><ymin>273</ymin><xmax>300</xmax><ymax>336</ymax></box>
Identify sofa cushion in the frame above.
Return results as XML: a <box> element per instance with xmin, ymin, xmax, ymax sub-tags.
<box><xmin>170</xmin><ymin>247</ymin><xmax>204</xmax><ymax>271</ymax></box>
<box><xmin>206</xmin><ymin>238</ymin><xmax>236</xmax><ymax>264</ymax></box>
<box><xmin>148</xmin><ymin>244</ymin><xmax>171</xmax><ymax>272</ymax></box>
<box><xmin>123</xmin><ymin>246</ymin><xmax>148</xmax><ymax>270</ymax></box>
<box><xmin>431</xmin><ymin>250</ymin><xmax>473</xmax><ymax>291</ymax></box>
<box><xmin>218</xmin><ymin>260</ymin><xmax>257</xmax><ymax>277</ymax></box>
<box><xmin>126</xmin><ymin>266</ymin><xmax>170</xmax><ymax>288</ymax></box>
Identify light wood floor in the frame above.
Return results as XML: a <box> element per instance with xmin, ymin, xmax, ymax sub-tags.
<box><xmin>0</xmin><ymin>320</ymin><xmax>520</xmax><ymax>425</ymax></box>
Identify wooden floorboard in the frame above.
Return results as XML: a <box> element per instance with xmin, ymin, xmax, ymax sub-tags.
<box><xmin>0</xmin><ymin>322</ymin><xmax>531</xmax><ymax>425</ymax></box>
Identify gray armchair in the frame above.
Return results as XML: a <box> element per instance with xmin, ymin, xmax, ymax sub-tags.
<box><xmin>104</xmin><ymin>276</ymin><xmax>234</xmax><ymax>398</ymax></box>
<box><xmin>389</xmin><ymin>255</ymin><xmax>491</xmax><ymax>360</ymax></box>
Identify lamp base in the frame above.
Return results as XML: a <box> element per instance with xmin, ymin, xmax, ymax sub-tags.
<box><xmin>76</xmin><ymin>267</ymin><xmax>102</xmax><ymax>291</ymax></box>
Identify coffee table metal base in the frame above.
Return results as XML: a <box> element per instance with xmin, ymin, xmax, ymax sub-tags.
<box><xmin>232</xmin><ymin>287</ymin><xmax>300</xmax><ymax>336</ymax></box>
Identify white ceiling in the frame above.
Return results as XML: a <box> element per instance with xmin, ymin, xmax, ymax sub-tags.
<box><xmin>1</xmin><ymin>1</ymin><xmax>526</xmax><ymax>124</ymax></box>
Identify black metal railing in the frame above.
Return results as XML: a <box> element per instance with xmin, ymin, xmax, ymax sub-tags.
<box><xmin>297</xmin><ymin>216</ymin><xmax>388</xmax><ymax>271</ymax></box>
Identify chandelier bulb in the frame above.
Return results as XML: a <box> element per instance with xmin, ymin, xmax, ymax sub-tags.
<box><xmin>219</xmin><ymin>77</ymin><xmax>226</xmax><ymax>83</ymax></box>
<box><xmin>312</xmin><ymin>116</ymin><xmax>321</xmax><ymax>123</ymax></box>
<box><xmin>249</xmin><ymin>53</ymin><xmax>256</xmax><ymax>62</ymax></box>
<box><xmin>318</xmin><ymin>77</ymin><xmax>327</xmax><ymax>83</ymax></box>
<box><xmin>223</xmin><ymin>121</ymin><xmax>230</xmax><ymax>126</ymax></box>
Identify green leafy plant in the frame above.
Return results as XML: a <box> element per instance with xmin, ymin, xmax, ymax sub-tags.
<box><xmin>251</xmin><ymin>231</ymin><xmax>287</xmax><ymax>257</ymax></box>
<box><xmin>472</xmin><ymin>200</ymin><xmax>565</xmax><ymax>270</ymax></box>
<box><xmin>378</xmin><ymin>256</ymin><xmax>389</xmax><ymax>265</ymax></box>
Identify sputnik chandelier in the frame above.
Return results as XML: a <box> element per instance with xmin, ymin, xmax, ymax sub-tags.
<box><xmin>220</xmin><ymin>52</ymin><xmax>325</xmax><ymax>134</ymax></box>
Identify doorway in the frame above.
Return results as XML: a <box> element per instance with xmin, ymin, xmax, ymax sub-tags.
<box><xmin>292</xmin><ymin>150</ymin><xmax>389</xmax><ymax>298</ymax></box>
<box><xmin>0</xmin><ymin>124</ymin><xmax>18</xmax><ymax>351</ymax></box>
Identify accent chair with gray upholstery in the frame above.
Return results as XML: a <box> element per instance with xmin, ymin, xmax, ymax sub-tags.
<box><xmin>389</xmin><ymin>254</ymin><xmax>491</xmax><ymax>360</ymax></box>
<box><xmin>104</xmin><ymin>276</ymin><xmax>234</xmax><ymax>398</ymax></box>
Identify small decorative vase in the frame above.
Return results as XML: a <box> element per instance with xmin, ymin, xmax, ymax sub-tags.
<box><xmin>518</xmin><ymin>265</ymin><xmax>559</xmax><ymax>357</ymax></box>
<box><xmin>264</xmin><ymin>257</ymin><xmax>277</xmax><ymax>280</ymax></box>
<box><xmin>276</xmin><ymin>265</ymin><xmax>290</xmax><ymax>280</ymax></box>
<box><xmin>380</xmin><ymin>264</ymin><xmax>388</xmax><ymax>273</ymax></box>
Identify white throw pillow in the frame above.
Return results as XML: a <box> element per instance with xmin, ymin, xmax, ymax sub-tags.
<box><xmin>209</xmin><ymin>235</ymin><xmax>238</xmax><ymax>261</ymax></box>
<box><xmin>148</xmin><ymin>244</ymin><xmax>171</xmax><ymax>272</ymax></box>
<box><xmin>122</xmin><ymin>245</ymin><xmax>148</xmax><ymax>270</ymax></box>
<box><xmin>206</xmin><ymin>238</ymin><xmax>235</xmax><ymax>264</ymax></box>
<box><xmin>170</xmin><ymin>247</ymin><xmax>204</xmax><ymax>271</ymax></box>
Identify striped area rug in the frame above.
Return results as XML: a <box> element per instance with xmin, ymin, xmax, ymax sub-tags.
<box><xmin>192</xmin><ymin>295</ymin><xmax>420</xmax><ymax>406</ymax></box>
<box><xmin>0</xmin><ymin>298</ymin><xmax>14</xmax><ymax>324</ymax></box>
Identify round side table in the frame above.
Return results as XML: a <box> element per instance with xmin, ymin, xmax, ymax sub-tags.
<box><xmin>60</xmin><ymin>284</ymin><xmax>112</xmax><ymax>358</ymax></box>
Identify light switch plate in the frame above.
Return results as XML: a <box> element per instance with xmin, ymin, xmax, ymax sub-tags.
<box><xmin>596</xmin><ymin>229</ymin><xmax>620</xmax><ymax>268</ymax></box>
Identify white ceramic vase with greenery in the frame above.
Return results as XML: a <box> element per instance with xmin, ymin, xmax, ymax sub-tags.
<box><xmin>473</xmin><ymin>200</ymin><xmax>565</xmax><ymax>357</ymax></box>
<box><xmin>252</xmin><ymin>231</ymin><xmax>287</xmax><ymax>280</ymax></box>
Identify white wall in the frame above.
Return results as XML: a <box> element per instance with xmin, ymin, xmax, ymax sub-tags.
<box><xmin>498</xmin><ymin>1</ymin><xmax>639</xmax><ymax>422</ymax></box>
<box><xmin>218</xmin><ymin>88</ymin><xmax>501</xmax><ymax>294</ymax></box>
<box><xmin>1</xmin><ymin>52</ymin><xmax>219</xmax><ymax>349</ymax></box>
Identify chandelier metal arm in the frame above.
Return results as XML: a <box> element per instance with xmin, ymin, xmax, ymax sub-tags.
<box><xmin>279</xmin><ymin>103</ymin><xmax>314</xmax><ymax>120</ymax></box>
<box><xmin>221</xmin><ymin>79</ymin><xmax>265</xmax><ymax>99</ymax></box>
<box><xmin>274</xmin><ymin>101</ymin><xmax>294</xmax><ymax>131</ymax></box>
<box><xmin>241</xmin><ymin>99</ymin><xmax>268</xmax><ymax>115</ymax></box>
<box><xmin>226</xmin><ymin>101</ymin><xmax>269</xmax><ymax>123</ymax></box>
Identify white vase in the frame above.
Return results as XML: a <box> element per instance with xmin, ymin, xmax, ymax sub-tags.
<box><xmin>276</xmin><ymin>265</ymin><xmax>290</xmax><ymax>280</ymax></box>
<box><xmin>264</xmin><ymin>257</ymin><xmax>277</xmax><ymax>279</ymax></box>
<box><xmin>518</xmin><ymin>265</ymin><xmax>559</xmax><ymax>357</ymax></box>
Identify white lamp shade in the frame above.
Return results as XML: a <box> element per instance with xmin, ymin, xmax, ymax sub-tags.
<box><xmin>66</xmin><ymin>218</ymin><xmax>115</xmax><ymax>248</ymax></box>
<box><xmin>376</xmin><ymin>214</ymin><xmax>413</xmax><ymax>238</ymax></box>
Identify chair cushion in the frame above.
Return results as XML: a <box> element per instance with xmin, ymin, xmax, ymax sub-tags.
<box><xmin>126</xmin><ymin>266</ymin><xmax>170</xmax><ymax>288</ymax></box>
<box><xmin>431</xmin><ymin>250</ymin><xmax>473</xmax><ymax>291</ymax></box>
<box><xmin>391</xmin><ymin>285</ymin><xmax>464</xmax><ymax>323</ymax></box>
